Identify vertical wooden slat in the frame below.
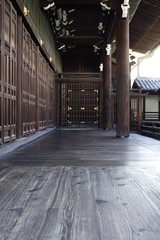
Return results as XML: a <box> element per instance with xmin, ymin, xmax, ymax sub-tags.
<box><xmin>16</xmin><ymin>15</ymin><xmax>23</xmax><ymax>138</ymax></box>
<box><xmin>52</xmin><ymin>71</ymin><xmax>55</xmax><ymax>126</ymax></box>
<box><xmin>47</xmin><ymin>68</ymin><xmax>55</xmax><ymax>127</ymax></box>
<box><xmin>22</xmin><ymin>26</ymin><xmax>36</xmax><ymax>136</ymax></box>
<box><xmin>56</xmin><ymin>81</ymin><xmax>60</xmax><ymax>127</ymax></box>
<box><xmin>99</xmin><ymin>80</ymin><xmax>103</xmax><ymax>128</ymax></box>
<box><xmin>2</xmin><ymin>0</ymin><xmax>17</xmax><ymax>143</ymax></box>
<box><xmin>30</xmin><ymin>40</ymin><xmax>36</xmax><ymax>133</ymax></box>
<box><xmin>9</xmin><ymin>1</ymin><xmax>12</xmax><ymax>142</ymax></box>
<box><xmin>38</xmin><ymin>54</ymin><xmax>49</xmax><ymax>130</ymax></box>
<box><xmin>0</xmin><ymin>0</ymin><xmax>4</xmax><ymax>144</ymax></box>
<box><xmin>36</xmin><ymin>45</ymin><xmax>39</xmax><ymax>131</ymax></box>
<box><xmin>4</xmin><ymin>0</ymin><xmax>10</xmax><ymax>142</ymax></box>
<box><xmin>11</xmin><ymin>5</ymin><xmax>17</xmax><ymax>140</ymax></box>
<box><xmin>46</xmin><ymin>64</ymin><xmax>49</xmax><ymax>128</ymax></box>
<box><xmin>22</xmin><ymin>26</ymin><xmax>29</xmax><ymax>135</ymax></box>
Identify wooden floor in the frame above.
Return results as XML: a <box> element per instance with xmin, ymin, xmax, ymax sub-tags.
<box><xmin>0</xmin><ymin>130</ymin><xmax>160</xmax><ymax>240</ymax></box>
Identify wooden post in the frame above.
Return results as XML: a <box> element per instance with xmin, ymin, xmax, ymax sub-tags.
<box><xmin>16</xmin><ymin>15</ymin><xmax>23</xmax><ymax>138</ymax></box>
<box><xmin>36</xmin><ymin>46</ymin><xmax>39</xmax><ymax>131</ymax></box>
<box><xmin>103</xmin><ymin>48</ymin><xmax>112</xmax><ymax>129</ymax></box>
<box><xmin>138</xmin><ymin>87</ymin><xmax>142</xmax><ymax>132</ymax></box>
<box><xmin>143</xmin><ymin>97</ymin><xmax>145</xmax><ymax>120</ymax></box>
<box><xmin>159</xmin><ymin>101</ymin><xmax>160</xmax><ymax>121</ymax></box>
<box><xmin>116</xmin><ymin>0</ymin><xmax>130</xmax><ymax>137</ymax></box>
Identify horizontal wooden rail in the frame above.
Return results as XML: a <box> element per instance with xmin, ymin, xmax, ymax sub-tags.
<box><xmin>142</xmin><ymin>112</ymin><xmax>160</xmax><ymax>121</ymax></box>
<box><xmin>141</xmin><ymin>121</ymin><xmax>160</xmax><ymax>139</ymax></box>
<box><xmin>56</xmin><ymin>72</ymin><xmax>103</xmax><ymax>83</ymax></box>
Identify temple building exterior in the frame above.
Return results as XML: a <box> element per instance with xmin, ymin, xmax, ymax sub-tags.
<box><xmin>1</xmin><ymin>0</ymin><xmax>160</xmax><ymax>145</ymax></box>
<box><xmin>1</xmin><ymin>1</ymin><xmax>160</xmax><ymax>240</ymax></box>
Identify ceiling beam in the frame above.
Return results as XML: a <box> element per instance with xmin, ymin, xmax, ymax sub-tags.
<box><xmin>56</xmin><ymin>36</ymin><xmax>104</xmax><ymax>46</ymax></box>
<box><xmin>40</xmin><ymin>0</ymin><xmax>116</xmax><ymax>7</ymax></box>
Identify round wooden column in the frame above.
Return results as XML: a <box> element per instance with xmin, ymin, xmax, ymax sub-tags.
<box><xmin>103</xmin><ymin>50</ymin><xmax>112</xmax><ymax>130</ymax></box>
<box><xmin>116</xmin><ymin>0</ymin><xmax>130</xmax><ymax>137</ymax></box>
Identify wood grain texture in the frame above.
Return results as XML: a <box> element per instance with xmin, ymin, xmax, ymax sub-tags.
<box><xmin>0</xmin><ymin>130</ymin><xmax>160</xmax><ymax>239</ymax></box>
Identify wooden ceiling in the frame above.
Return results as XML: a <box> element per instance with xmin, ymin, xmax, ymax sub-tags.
<box><xmin>130</xmin><ymin>0</ymin><xmax>160</xmax><ymax>54</ymax></box>
<box><xmin>41</xmin><ymin>0</ymin><xmax>160</xmax><ymax>57</ymax></box>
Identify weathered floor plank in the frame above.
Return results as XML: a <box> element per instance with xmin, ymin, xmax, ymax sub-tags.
<box><xmin>0</xmin><ymin>130</ymin><xmax>160</xmax><ymax>240</ymax></box>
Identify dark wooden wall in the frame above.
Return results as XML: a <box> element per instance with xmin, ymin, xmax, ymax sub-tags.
<box><xmin>22</xmin><ymin>26</ymin><xmax>36</xmax><ymax>135</ymax></box>
<box><xmin>0</xmin><ymin>0</ymin><xmax>56</xmax><ymax>145</ymax></box>
<box><xmin>62</xmin><ymin>48</ymin><xmax>100</xmax><ymax>73</ymax></box>
<box><xmin>0</xmin><ymin>0</ymin><xmax>17</xmax><ymax>144</ymax></box>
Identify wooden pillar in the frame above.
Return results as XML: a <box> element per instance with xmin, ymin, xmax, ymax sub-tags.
<box><xmin>138</xmin><ymin>87</ymin><xmax>142</xmax><ymax>132</ymax></box>
<box><xmin>143</xmin><ymin>97</ymin><xmax>145</xmax><ymax>120</ymax></box>
<box><xmin>116</xmin><ymin>0</ymin><xmax>130</xmax><ymax>137</ymax></box>
<box><xmin>16</xmin><ymin>15</ymin><xmax>23</xmax><ymax>138</ymax></box>
<box><xmin>159</xmin><ymin>101</ymin><xmax>160</xmax><ymax>121</ymax></box>
<box><xmin>103</xmin><ymin>47</ymin><xmax>112</xmax><ymax>129</ymax></box>
<box><xmin>36</xmin><ymin>46</ymin><xmax>39</xmax><ymax>131</ymax></box>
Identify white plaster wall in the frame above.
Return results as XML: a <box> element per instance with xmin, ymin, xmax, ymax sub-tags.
<box><xmin>146</xmin><ymin>95</ymin><xmax>158</xmax><ymax>112</ymax></box>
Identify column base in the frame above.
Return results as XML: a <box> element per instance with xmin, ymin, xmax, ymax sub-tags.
<box><xmin>116</xmin><ymin>134</ymin><xmax>129</xmax><ymax>138</ymax></box>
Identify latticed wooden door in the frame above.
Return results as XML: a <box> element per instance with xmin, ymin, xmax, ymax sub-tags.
<box><xmin>22</xmin><ymin>26</ymin><xmax>36</xmax><ymax>136</ymax></box>
<box><xmin>60</xmin><ymin>82</ymin><xmax>100</xmax><ymax>127</ymax></box>
<box><xmin>0</xmin><ymin>0</ymin><xmax>17</xmax><ymax>144</ymax></box>
<box><xmin>130</xmin><ymin>97</ymin><xmax>139</xmax><ymax>131</ymax></box>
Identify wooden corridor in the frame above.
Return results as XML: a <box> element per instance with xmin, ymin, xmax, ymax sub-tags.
<box><xmin>0</xmin><ymin>130</ymin><xmax>160</xmax><ymax>240</ymax></box>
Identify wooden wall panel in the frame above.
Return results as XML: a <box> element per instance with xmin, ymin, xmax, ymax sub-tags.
<box><xmin>39</xmin><ymin>52</ymin><xmax>47</xmax><ymax>130</ymax></box>
<box><xmin>0</xmin><ymin>0</ymin><xmax>3</xmax><ymax>145</ymax></box>
<box><xmin>22</xmin><ymin>26</ymin><xmax>36</xmax><ymax>136</ymax></box>
<box><xmin>62</xmin><ymin>53</ymin><xmax>100</xmax><ymax>73</ymax></box>
<box><xmin>0</xmin><ymin>0</ymin><xmax>17</xmax><ymax>144</ymax></box>
<box><xmin>48</xmin><ymin>68</ymin><xmax>55</xmax><ymax>127</ymax></box>
<box><xmin>0</xmin><ymin>0</ymin><xmax>56</xmax><ymax>144</ymax></box>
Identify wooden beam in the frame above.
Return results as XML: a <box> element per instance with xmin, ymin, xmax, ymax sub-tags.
<box><xmin>40</xmin><ymin>0</ymin><xmax>116</xmax><ymax>6</ymax></box>
<box><xmin>56</xmin><ymin>36</ymin><xmax>104</xmax><ymax>46</ymax></box>
<box><xmin>56</xmin><ymin>78</ymin><xmax>102</xmax><ymax>83</ymax></box>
